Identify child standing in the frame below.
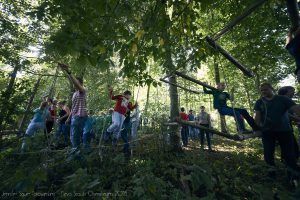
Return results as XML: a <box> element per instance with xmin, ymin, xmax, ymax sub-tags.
<box><xmin>105</xmin><ymin>87</ymin><xmax>137</xmax><ymax>146</ymax></box>
<box><xmin>197</xmin><ymin>106</ymin><xmax>212</xmax><ymax>151</ymax></box>
<box><xmin>179</xmin><ymin>107</ymin><xmax>189</xmax><ymax>147</ymax></box>
<box><xmin>55</xmin><ymin>101</ymin><xmax>70</xmax><ymax>146</ymax></box>
<box><xmin>188</xmin><ymin>110</ymin><xmax>196</xmax><ymax>140</ymax></box>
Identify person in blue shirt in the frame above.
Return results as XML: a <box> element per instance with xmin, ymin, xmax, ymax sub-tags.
<box><xmin>21</xmin><ymin>101</ymin><xmax>51</xmax><ymax>152</ymax></box>
<box><xmin>188</xmin><ymin>110</ymin><xmax>196</xmax><ymax>140</ymax></box>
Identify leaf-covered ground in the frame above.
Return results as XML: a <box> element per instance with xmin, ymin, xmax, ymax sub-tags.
<box><xmin>1</xmin><ymin>133</ymin><xmax>300</xmax><ymax>200</ymax></box>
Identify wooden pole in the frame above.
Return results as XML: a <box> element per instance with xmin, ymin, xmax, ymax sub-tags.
<box><xmin>174</xmin><ymin>71</ymin><xmax>218</xmax><ymax>90</ymax></box>
<box><xmin>206</xmin><ymin>37</ymin><xmax>254</xmax><ymax>77</ymax></box>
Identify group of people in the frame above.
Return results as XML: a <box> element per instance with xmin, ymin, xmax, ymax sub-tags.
<box><xmin>179</xmin><ymin>107</ymin><xmax>213</xmax><ymax>151</ymax></box>
<box><xmin>21</xmin><ymin>61</ymin><xmax>300</xmax><ymax>180</ymax></box>
<box><xmin>194</xmin><ymin>81</ymin><xmax>300</xmax><ymax>179</ymax></box>
<box><xmin>21</xmin><ymin>63</ymin><xmax>140</xmax><ymax>155</ymax></box>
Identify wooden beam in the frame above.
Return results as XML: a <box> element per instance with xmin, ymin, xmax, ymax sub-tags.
<box><xmin>205</xmin><ymin>36</ymin><xmax>254</xmax><ymax>77</ymax></box>
<box><xmin>160</xmin><ymin>78</ymin><xmax>202</xmax><ymax>94</ymax></box>
<box><xmin>174</xmin><ymin>71</ymin><xmax>218</xmax><ymax>90</ymax></box>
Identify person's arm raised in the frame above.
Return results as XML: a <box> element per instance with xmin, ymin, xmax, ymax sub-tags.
<box><xmin>58</xmin><ymin>63</ymin><xmax>85</xmax><ymax>93</ymax></box>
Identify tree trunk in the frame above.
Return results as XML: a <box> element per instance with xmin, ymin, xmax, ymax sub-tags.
<box><xmin>162</xmin><ymin>18</ymin><xmax>181</xmax><ymax>151</ymax></box>
<box><xmin>214</xmin><ymin>58</ymin><xmax>227</xmax><ymax>132</ymax></box>
<box><xmin>168</xmin><ymin>75</ymin><xmax>181</xmax><ymax>151</ymax></box>
<box><xmin>0</xmin><ymin>64</ymin><xmax>20</xmax><ymax>140</ymax></box>
<box><xmin>144</xmin><ymin>84</ymin><xmax>151</xmax><ymax>114</ymax></box>
<box><xmin>18</xmin><ymin>76</ymin><xmax>42</xmax><ymax>134</ymax></box>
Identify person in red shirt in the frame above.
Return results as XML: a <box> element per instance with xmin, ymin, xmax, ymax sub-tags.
<box><xmin>105</xmin><ymin>86</ymin><xmax>137</xmax><ymax>146</ymax></box>
<box><xmin>179</xmin><ymin>107</ymin><xmax>189</xmax><ymax>147</ymax></box>
<box><xmin>46</xmin><ymin>99</ymin><xmax>57</xmax><ymax>134</ymax></box>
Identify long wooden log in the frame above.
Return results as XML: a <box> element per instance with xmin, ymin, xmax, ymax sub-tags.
<box><xmin>165</xmin><ymin>119</ymin><xmax>262</xmax><ymax>141</ymax></box>
<box><xmin>160</xmin><ymin>78</ymin><xmax>201</xmax><ymax>94</ymax></box>
<box><xmin>174</xmin><ymin>71</ymin><xmax>218</xmax><ymax>90</ymax></box>
<box><xmin>205</xmin><ymin>36</ymin><xmax>254</xmax><ymax>77</ymax></box>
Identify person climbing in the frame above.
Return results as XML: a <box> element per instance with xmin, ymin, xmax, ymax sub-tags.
<box><xmin>278</xmin><ymin>86</ymin><xmax>300</xmax><ymax>160</ymax></box>
<box><xmin>55</xmin><ymin>101</ymin><xmax>70</xmax><ymax>147</ymax></box>
<box><xmin>203</xmin><ymin>82</ymin><xmax>260</xmax><ymax>134</ymax></box>
<box><xmin>104</xmin><ymin>87</ymin><xmax>138</xmax><ymax>148</ymax></box>
<box><xmin>286</xmin><ymin>27</ymin><xmax>300</xmax><ymax>82</ymax></box>
<box><xmin>254</xmin><ymin>83</ymin><xmax>300</xmax><ymax>179</ymax></box>
<box><xmin>197</xmin><ymin>106</ymin><xmax>212</xmax><ymax>151</ymax></box>
<box><xmin>45</xmin><ymin>98</ymin><xmax>57</xmax><ymax>134</ymax></box>
<box><xmin>58</xmin><ymin>63</ymin><xmax>90</xmax><ymax>152</ymax></box>
<box><xmin>21</xmin><ymin>101</ymin><xmax>51</xmax><ymax>152</ymax></box>
<box><xmin>188</xmin><ymin>110</ymin><xmax>196</xmax><ymax>140</ymax></box>
<box><xmin>179</xmin><ymin>107</ymin><xmax>189</xmax><ymax>147</ymax></box>
<box><xmin>120</xmin><ymin>110</ymin><xmax>131</xmax><ymax>156</ymax></box>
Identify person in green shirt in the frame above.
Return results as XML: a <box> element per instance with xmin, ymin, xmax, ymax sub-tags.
<box><xmin>203</xmin><ymin>82</ymin><xmax>259</xmax><ymax>133</ymax></box>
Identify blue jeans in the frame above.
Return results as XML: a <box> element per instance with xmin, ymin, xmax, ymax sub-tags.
<box><xmin>188</xmin><ymin>126</ymin><xmax>197</xmax><ymax>140</ymax></box>
<box><xmin>218</xmin><ymin>106</ymin><xmax>259</xmax><ymax>131</ymax></box>
<box><xmin>181</xmin><ymin>126</ymin><xmax>189</xmax><ymax>146</ymax></box>
<box><xmin>121</xmin><ymin>121</ymin><xmax>131</xmax><ymax>154</ymax></box>
<box><xmin>71</xmin><ymin>116</ymin><xmax>88</xmax><ymax>148</ymax></box>
<box><xmin>25</xmin><ymin>122</ymin><xmax>45</xmax><ymax>136</ymax></box>
<box><xmin>55</xmin><ymin>123</ymin><xmax>69</xmax><ymax>145</ymax></box>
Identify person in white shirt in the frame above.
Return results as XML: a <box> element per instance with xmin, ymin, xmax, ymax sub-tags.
<box><xmin>131</xmin><ymin>105</ymin><xmax>140</xmax><ymax>147</ymax></box>
<box><xmin>197</xmin><ymin>106</ymin><xmax>212</xmax><ymax>151</ymax></box>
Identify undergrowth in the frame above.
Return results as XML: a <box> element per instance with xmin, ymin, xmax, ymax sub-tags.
<box><xmin>1</xmin><ymin>133</ymin><xmax>300</xmax><ymax>200</ymax></box>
